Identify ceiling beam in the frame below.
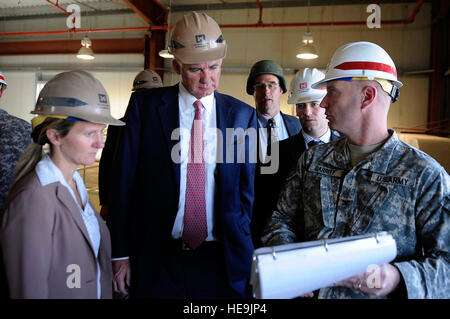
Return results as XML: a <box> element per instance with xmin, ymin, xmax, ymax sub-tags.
<box><xmin>0</xmin><ymin>38</ymin><xmax>145</xmax><ymax>55</ymax></box>
<box><xmin>122</xmin><ymin>0</ymin><xmax>166</xmax><ymax>25</ymax></box>
<box><xmin>171</xmin><ymin>0</ymin><xmax>428</xmax><ymax>12</ymax></box>
<box><xmin>145</xmin><ymin>31</ymin><xmax>166</xmax><ymax>79</ymax></box>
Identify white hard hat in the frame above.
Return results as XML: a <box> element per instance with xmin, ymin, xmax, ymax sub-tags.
<box><xmin>32</xmin><ymin>70</ymin><xmax>124</xmax><ymax>127</ymax></box>
<box><xmin>168</xmin><ymin>11</ymin><xmax>227</xmax><ymax>64</ymax></box>
<box><xmin>312</xmin><ymin>41</ymin><xmax>402</xmax><ymax>102</ymax></box>
<box><xmin>288</xmin><ymin>68</ymin><xmax>327</xmax><ymax>104</ymax></box>
<box><xmin>132</xmin><ymin>69</ymin><xmax>163</xmax><ymax>91</ymax></box>
<box><xmin>0</xmin><ymin>71</ymin><xmax>7</xmax><ymax>89</ymax></box>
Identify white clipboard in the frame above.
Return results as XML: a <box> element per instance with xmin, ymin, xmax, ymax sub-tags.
<box><xmin>251</xmin><ymin>232</ymin><xmax>397</xmax><ymax>299</ymax></box>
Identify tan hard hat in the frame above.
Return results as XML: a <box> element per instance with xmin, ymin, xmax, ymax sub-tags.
<box><xmin>32</xmin><ymin>70</ymin><xmax>124</xmax><ymax>126</ymax></box>
<box><xmin>132</xmin><ymin>69</ymin><xmax>163</xmax><ymax>91</ymax></box>
<box><xmin>168</xmin><ymin>11</ymin><xmax>227</xmax><ymax>64</ymax></box>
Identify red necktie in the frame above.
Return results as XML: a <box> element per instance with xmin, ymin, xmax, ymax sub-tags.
<box><xmin>183</xmin><ymin>100</ymin><xmax>207</xmax><ymax>249</ymax></box>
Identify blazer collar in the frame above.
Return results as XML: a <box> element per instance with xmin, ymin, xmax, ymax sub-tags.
<box><xmin>55</xmin><ymin>184</ymin><xmax>97</xmax><ymax>256</ymax></box>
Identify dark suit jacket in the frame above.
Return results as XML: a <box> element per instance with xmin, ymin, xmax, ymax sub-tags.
<box><xmin>251</xmin><ymin>113</ymin><xmax>301</xmax><ymax>248</ymax></box>
<box><xmin>98</xmin><ymin>118</ymin><xmax>124</xmax><ymax>207</ymax></box>
<box><xmin>276</xmin><ymin>129</ymin><xmax>342</xmax><ymax>190</ymax></box>
<box><xmin>107</xmin><ymin>84</ymin><xmax>256</xmax><ymax>298</ymax></box>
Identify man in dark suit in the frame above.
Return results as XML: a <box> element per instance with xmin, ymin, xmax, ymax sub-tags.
<box><xmin>247</xmin><ymin>60</ymin><xmax>301</xmax><ymax>248</ymax></box>
<box><xmin>107</xmin><ymin>12</ymin><xmax>256</xmax><ymax>299</ymax></box>
<box><xmin>277</xmin><ymin>68</ymin><xmax>342</xmax><ymax>190</ymax></box>
<box><xmin>98</xmin><ymin>69</ymin><xmax>162</xmax><ymax>221</ymax></box>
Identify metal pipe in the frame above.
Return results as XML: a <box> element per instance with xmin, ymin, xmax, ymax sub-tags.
<box><xmin>256</xmin><ymin>0</ymin><xmax>263</xmax><ymax>25</ymax></box>
<box><xmin>45</xmin><ymin>0</ymin><xmax>72</xmax><ymax>16</ymax></box>
<box><xmin>0</xmin><ymin>27</ymin><xmax>153</xmax><ymax>37</ymax></box>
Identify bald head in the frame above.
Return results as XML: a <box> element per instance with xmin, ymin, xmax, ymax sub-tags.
<box><xmin>320</xmin><ymin>79</ymin><xmax>391</xmax><ymax>145</ymax></box>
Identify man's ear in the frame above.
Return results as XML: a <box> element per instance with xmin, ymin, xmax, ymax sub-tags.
<box><xmin>172</xmin><ymin>59</ymin><xmax>181</xmax><ymax>75</ymax></box>
<box><xmin>361</xmin><ymin>85</ymin><xmax>377</xmax><ymax>110</ymax></box>
<box><xmin>46</xmin><ymin>128</ymin><xmax>60</xmax><ymax>146</ymax></box>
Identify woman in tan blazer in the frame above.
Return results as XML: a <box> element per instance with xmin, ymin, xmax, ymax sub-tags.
<box><xmin>0</xmin><ymin>70</ymin><xmax>124</xmax><ymax>299</ymax></box>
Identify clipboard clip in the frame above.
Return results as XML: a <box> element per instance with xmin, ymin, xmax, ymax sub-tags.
<box><xmin>271</xmin><ymin>247</ymin><xmax>277</xmax><ymax>260</ymax></box>
<box><xmin>375</xmin><ymin>232</ymin><xmax>380</xmax><ymax>244</ymax></box>
<box><xmin>322</xmin><ymin>239</ymin><xmax>329</xmax><ymax>252</ymax></box>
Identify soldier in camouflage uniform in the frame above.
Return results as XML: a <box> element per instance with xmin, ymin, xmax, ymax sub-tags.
<box><xmin>262</xmin><ymin>42</ymin><xmax>449</xmax><ymax>299</ymax></box>
<box><xmin>0</xmin><ymin>72</ymin><xmax>32</xmax><ymax>214</ymax></box>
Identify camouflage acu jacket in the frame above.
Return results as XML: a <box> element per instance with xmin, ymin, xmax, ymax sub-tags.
<box><xmin>0</xmin><ymin>109</ymin><xmax>31</xmax><ymax>214</ymax></box>
<box><xmin>262</xmin><ymin>130</ymin><xmax>449</xmax><ymax>299</ymax></box>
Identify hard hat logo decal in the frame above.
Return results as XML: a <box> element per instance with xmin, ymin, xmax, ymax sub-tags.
<box><xmin>194</xmin><ymin>34</ymin><xmax>207</xmax><ymax>49</ymax></box>
<box><xmin>195</xmin><ymin>34</ymin><xmax>206</xmax><ymax>43</ymax></box>
<box><xmin>299</xmin><ymin>82</ymin><xmax>307</xmax><ymax>89</ymax></box>
<box><xmin>98</xmin><ymin>94</ymin><xmax>108</xmax><ymax>104</ymax></box>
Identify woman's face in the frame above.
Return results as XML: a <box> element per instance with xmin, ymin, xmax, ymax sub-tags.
<box><xmin>56</xmin><ymin>121</ymin><xmax>106</xmax><ymax>167</ymax></box>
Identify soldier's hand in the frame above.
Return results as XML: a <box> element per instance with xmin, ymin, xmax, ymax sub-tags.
<box><xmin>113</xmin><ymin>259</ymin><xmax>131</xmax><ymax>296</ymax></box>
<box><xmin>334</xmin><ymin>263</ymin><xmax>401</xmax><ymax>298</ymax></box>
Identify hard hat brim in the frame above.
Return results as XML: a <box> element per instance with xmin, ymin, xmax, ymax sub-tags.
<box><xmin>288</xmin><ymin>94</ymin><xmax>326</xmax><ymax>105</ymax></box>
<box><xmin>173</xmin><ymin>45</ymin><xmax>226</xmax><ymax>64</ymax></box>
<box><xmin>311</xmin><ymin>76</ymin><xmax>403</xmax><ymax>90</ymax></box>
<box><xmin>31</xmin><ymin>108</ymin><xmax>125</xmax><ymax>126</ymax></box>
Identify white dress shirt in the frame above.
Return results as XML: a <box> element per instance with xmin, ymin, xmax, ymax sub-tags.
<box><xmin>257</xmin><ymin>111</ymin><xmax>290</xmax><ymax>162</ymax></box>
<box><xmin>171</xmin><ymin>83</ymin><xmax>218</xmax><ymax>241</ymax></box>
<box><xmin>302</xmin><ymin>128</ymin><xmax>332</xmax><ymax>150</ymax></box>
<box><xmin>35</xmin><ymin>154</ymin><xmax>101</xmax><ymax>299</ymax></box>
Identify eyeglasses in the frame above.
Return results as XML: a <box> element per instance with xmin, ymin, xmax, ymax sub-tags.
<box><xmin>0</xmin><ymin>83</ymin><xmax>5</xmax><ymax>90</ymax></box>
<box><xmin>254</xmin><ymin>82</ymin><xmax>279</xmax><ymax>91</ymax></box>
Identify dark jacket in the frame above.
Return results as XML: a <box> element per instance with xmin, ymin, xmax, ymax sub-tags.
<box><xmin>251</xmin><ymin>113</ymin><xmax>301</xmax><ymax>248</ymax></box>
<box><xmin>107</xmin><ymin>84</ymin><xmax>257</xmax><ymax>298</ymax></box>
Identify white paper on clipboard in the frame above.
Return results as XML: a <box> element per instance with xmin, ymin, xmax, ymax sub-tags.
<box><xmin>251</xmin><ymin>232</ymin><xmax>397</xmax><ymax>299</ymax></box>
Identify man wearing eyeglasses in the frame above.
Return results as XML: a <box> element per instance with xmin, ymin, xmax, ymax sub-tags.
<box><xmin>246</xmin><ymin>60</ymin><xmax>301</xmax><ymax>248</ymax></box>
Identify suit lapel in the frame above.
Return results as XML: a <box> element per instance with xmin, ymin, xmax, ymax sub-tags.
<box><xmin>214</xmin><ymin>92</ymin><xmax>231</xmax><ymax>178</ymax></box>
<box><xmin>158</xmin><ymin>84</ymin><xmax>181</xmax><ymax>192</ymax></box>
<box><xmin>281</xmin><ymin>113</ymin><xmax>294</xmax><ymax>137</ymax></box>
<box><xmin>55</xmin><ymin>184</ymin><xmax>95</xmax><ymax>254</ymax></box>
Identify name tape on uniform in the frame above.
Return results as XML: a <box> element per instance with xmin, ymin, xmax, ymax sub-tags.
<box><xmin>310</xmin><ymin>165</ymin><xmax>345</xmax><ymax>178</ymax></box>
<box><xmin>371</xmin><ymin>173</ymin><xmax>413</xmax><ymax>187</ymax></box>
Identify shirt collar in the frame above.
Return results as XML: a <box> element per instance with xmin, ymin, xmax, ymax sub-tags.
<box><xmin>302</xmin><ymin>127</ymin><xmax>331</xmax><ymax>145</ymax></box>
<box><xmin>257</xmin><ymin>111</ymin><xmax>282</xmax><ymax>128</ymax></box>
<box><xmin>35</xmin><ymin>154</ymin><xmax>87</xmax><ymax>204</ymax></box>
<box><xmin>179</xmin><ymin>82</ymin><xmax>214</xmax><ymax>115</ymax></box>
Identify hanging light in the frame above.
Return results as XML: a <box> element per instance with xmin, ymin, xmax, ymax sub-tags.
<box><xmin>159</xmin><ymin>0</ymin><xmax>174</xmax><ymax>59</ymax></box>
<box><xmin>296</xmin><ymin>0</ymin><xmax>318</xmax><ymax>60</ymax></box>
<box><xmin>296</xmin><ymin>31</ymin><xmax>318</xmax><ymax>59</ymax></box>
<box><xmin>77</xmin><ymin>37</ymin><xmax>95</xmax><ymax>60</ymax></box>
<box><xmin>159</xmin><ymin>49</ymin><xmax>174</xmax><ymax>59</ymax></box>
